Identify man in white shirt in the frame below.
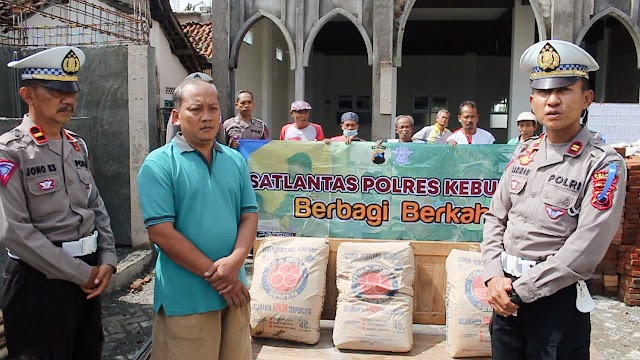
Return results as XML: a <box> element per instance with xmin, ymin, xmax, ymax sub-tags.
<box><xmin>446</xmin><ymin>101</ymin><xmax>495</xmax><ymax>145</ymax></box>
<box><xmin>412</xmin><ymin>109</ymin><xmax>452</xmax><ymax>144</ymax></box>
<box><xmin>279</xmin><ymin>100</ymin><xmax>325</xmax><ymax>141</ymax></box>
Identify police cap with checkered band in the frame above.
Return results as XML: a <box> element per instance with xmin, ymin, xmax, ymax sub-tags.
<box><xmin>520</xmin><ymin>40</ymin><xmax>599</xmax><ymax>90</ymax></box>
<box><xmin>7</xmin><ymin>46</ymin><xmax>85</xmax><ymax>93</ymax></box>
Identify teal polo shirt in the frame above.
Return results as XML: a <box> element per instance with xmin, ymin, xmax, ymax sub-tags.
<box><xmin>507</xmin><ymin>136</ymin><xmax>521</xmax><ymax>145</ymax></box>
<box><xmin>137</xmin><ymin>135</ymin><xmax>258</xmax><ymax>316</ymax></box>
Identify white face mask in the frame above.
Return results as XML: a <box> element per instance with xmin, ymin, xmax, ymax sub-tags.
<box><xmin>343</xmin><ymin>129</ymin><xmax>358</xmax><ymax>137</ymax></box>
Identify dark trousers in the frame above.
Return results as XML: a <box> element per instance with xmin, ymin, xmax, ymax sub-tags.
<box><xmin>1</xmin><ymin>254</ymin><xmax>103</xmax><ymax>360</ymax></box>
<box><xmin>489</xmin><ymin>283</ymin><xmax>591</xmax><ymax>360</ymax></box>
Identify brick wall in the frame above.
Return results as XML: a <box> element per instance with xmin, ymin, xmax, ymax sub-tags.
<box><xmin>592</xmin><ymin>157</ymin><xmax>640</xmax><ymax>306</ymax></box>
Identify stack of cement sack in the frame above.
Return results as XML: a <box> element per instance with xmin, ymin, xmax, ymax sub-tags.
<box><xmin>333</xmin><ymin>242</ymin><xmax>415</xmax><ymax>352</ymax></box>
<box><xmin>445</xmin><ymin>249</ymin><xmax>492</xmax><ymax>358</ymax></box>
<box><xmin>249</xmin><ymin>237</ymin><xmax>329</xmax><ymax>344</ymax></box>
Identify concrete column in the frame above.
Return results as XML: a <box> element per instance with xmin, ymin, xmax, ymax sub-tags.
<box><xmin>294</xmin><ymin>0</ymin><xmax>305</xmax><ymax>99</ymax></box>
<box><xmin>371</xmin><ymin>0</ymin><xmax>393</xmax><ymax>140</ymax></box>
<box><xmin>212</xmin><ymin>0</ymin><xmax>232</xmax><ymax>120</ymax></box>
<box><xmin>508</xmin><ymin>2</ymin><xmax>536</xmax><ymax>138</ymax></box>
<box><xmin>551</xmin><ymin>0</ymin><xmax>574</xmax><ymax>41</ymax></box>
<box><xmin>128</xmin><ymin>45</ymin><xmax>151</xmax><ymax>248</ymax></box>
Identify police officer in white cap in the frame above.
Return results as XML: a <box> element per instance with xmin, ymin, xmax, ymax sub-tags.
<box><xmin>482</xmin><ymin>40</ymin><xmax>626</xmax><ymax>359</ymax></box>
<box><xmin>0</xmin><ymin>46</ymin><xmax>117</xmax><ymax>359</ymax></box>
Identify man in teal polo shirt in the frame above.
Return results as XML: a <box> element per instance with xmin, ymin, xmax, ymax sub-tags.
<box><xmin>137</xmin><ymin>78</ymin><xmax>258</xmax><ymax>360</ymax></box>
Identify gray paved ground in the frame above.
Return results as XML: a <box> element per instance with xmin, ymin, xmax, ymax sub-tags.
<box><xmin>102</xmin><ymin>263</ymin><xmax>640</xmax><ymax>359</ymax></box>
<box><xmin>102</xmin><ymin>274</ymin><xmax>154</xmax><ymax>360</ymax></box>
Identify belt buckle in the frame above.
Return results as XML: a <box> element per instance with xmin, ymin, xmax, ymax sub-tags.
<box><xmin>82</xmin><ymin>234</ymin><xmax>97</xmax><ymax>255</ymax></box>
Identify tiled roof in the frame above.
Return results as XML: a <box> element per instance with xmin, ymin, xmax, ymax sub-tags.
<box><xmin>181</xmin><ymin>21</ymin><xmax>212</xmax><ymax>60</ymax></box>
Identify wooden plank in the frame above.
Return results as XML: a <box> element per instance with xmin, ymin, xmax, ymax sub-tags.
<box><xmin>254</xmin><ymin>238</ymin><xmax>480</xmax><ymax>325</ymax></box>
<box><xmin>251</xmin><ymin>321</ymin><xmax>491</xmax><ymax>359</ymax></box>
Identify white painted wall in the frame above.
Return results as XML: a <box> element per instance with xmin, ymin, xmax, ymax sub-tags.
<box><xmin>149</xmin><ymin>20</ymin><xmax>188</xmax><ymax>105</ymax></box>
<box><xmin>508</xmin><ymin>2</ymin><xmax>536</xmax><ymax>138</ymax></box>
<box><xmin>235</xmin><ymin>19</ymin><xmax>294</xmax><ymax>139</ymax></box>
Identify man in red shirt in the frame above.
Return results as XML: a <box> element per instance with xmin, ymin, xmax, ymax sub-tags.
<box><xmin>279</xmin><ymin>100</ymin><xmax>325</xmax><ymax>141</ymax></box>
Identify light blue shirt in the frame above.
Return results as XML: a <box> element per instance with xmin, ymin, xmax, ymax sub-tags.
<box><xmin>137</xmin><ymin>135</ymin><xmax>258</xmax><ymax>316</ymax></box>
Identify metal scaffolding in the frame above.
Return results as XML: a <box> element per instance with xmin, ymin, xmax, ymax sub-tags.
<box><xmin>0</xmin><ymin>0</ymin><xmax>150</xmax><ymax>46</ymax></box>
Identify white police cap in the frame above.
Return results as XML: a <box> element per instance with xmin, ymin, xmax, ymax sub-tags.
<box><xmin>7</xmin><ymin>46</ymin><xmax>85</xmax><ymax>92</ymax></box>
<box><xmin>519</xmin><ymin>40</ymin><xmax>599</xmax><ymax>90</ymax></box>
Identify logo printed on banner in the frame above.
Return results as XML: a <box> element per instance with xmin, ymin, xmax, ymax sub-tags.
<box><xmin>545</xmin><ymin>205</ymin><xmax>566</xmax><ymax>219</ymax></box>
<box><xmin>262</xmin><ymin>257</ymin><xmax>309</xmax><ymax>300</ymax></box>
<box><xmin>0</xmin><ymin>159</ymin><xmax>17</xmax><ymax>186</ymax></box>
<box><xmin>351</xmin><ymin>265</ymin><xmax>398</xmax><ymax>304</ymax></box>
<box><xmin>38</xmin><ymin>179</ymin><xmax>55</xmax><ymax>190</ymax></box>
<box><xmin>392</xmin><ymin>147</ymin><xmax>413</xmax><ymax>166</ymax></box>
<box><xmin>464</xmin><ymin>269</ymin><xmax>491</xmax><ymax>312</ymax></box>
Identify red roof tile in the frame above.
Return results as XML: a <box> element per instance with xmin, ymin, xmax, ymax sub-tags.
<box><xmin>181</xmin><ymin>21</ymin><xmax>212</xmax><ymax>60</ymax></box>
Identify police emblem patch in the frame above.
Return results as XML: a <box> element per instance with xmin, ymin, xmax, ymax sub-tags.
<box><xmin>261</xmin><ymin>257</ymin><xmax>309</xmax><ymax>301</ymax></box>
<box><xmin>519</xmin><ymin>154</ymin><xmax>534</xmax><ymax>165</ymax></box>
<box><xmin>0</xmin><ymin>159</ymin><xmax>17</xmax><ymax>186</ymax></box>
<box><xmin>510</xmin><ymin>179</ymin><xmax>520</xmax><ymax>191</ymax></box>
<box><xmin>38</xmin><ymin>179</ymin><xmax>55</xmax><ymax>190</ymax></box>
<box><xmin>537</xmin><ymin>43</ymin><xmax>561</xmax><ymax>71</ymax></box>
<box><xmin>62</xmin><ymin>50</ymin><xmax>81</xmax><ymax>75</ymax></box>
<box><xmin>351</xmin><ymin>265</ymin><xmax>398</xmax><ymax>304</ymax></box>
<box><xmin>591</xmin><ymin>170</ymin><xmax>618</xmax><ymax>210</ymax></box>
<box><xmin>465</xmin><ymin>270</ymin><xmax>491</xmax><ymax>312</ymax></box>
<box><xmin>545</xmin><ymin>205</ymin><xmax>566</xmax><ymax>219</ymax></box>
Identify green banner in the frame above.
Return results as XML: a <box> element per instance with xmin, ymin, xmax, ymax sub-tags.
<box><xmin>243</xmin><ymin>141</ymin><xmax>516</xmax><ymax>242</ymax></box>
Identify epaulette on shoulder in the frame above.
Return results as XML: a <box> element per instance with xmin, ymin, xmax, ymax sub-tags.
<box><xmin>515</xmin><ymin>134</ymin><xmax>541</xmax><ymax>152</ymax></box>
<box><xmin>589</xmin><ymin>141</ymin><xmax>620</xmax><ymax>159</ymax></box>
<box><xmin>64</xmin><ymin>129</ymin><xmax>82</xmax><ymax>140</ymax></box>
<box><xmin>0</xmin><ymin>128</ymin><xmax>29</xmax><ymax>150</ymax></box>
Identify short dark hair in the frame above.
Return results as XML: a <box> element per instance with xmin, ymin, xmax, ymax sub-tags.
<box><xmin>236</xmin><ymin>89</ymin><xmax>254</xmax><ymax>102</ymax></box>
<box><xmin>459</xmin><ymin>101</ymin><xmax>477</xmax><ymax>114</ymax></box>
<box><xmin>173</xmin><ymin>78</ymin><xmax>218</xmax><ymax>110</ymax></box>
<box><xmin>579</xmin><ymin>78</ymin><xmax>590</xmax><ymax>91</ymax></box>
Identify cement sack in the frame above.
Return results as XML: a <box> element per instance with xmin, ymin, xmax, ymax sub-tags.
<box><xmin>250</xmin><ymin>236</ymin><xmax>329</xmax><ymax>344</ymax></box>
<box><xmin>333</xmin><ymin>241</ymin><xmax>415</xmax><ymax>352</ymax></box>
<box><xmin>445</xmin><ymin>249</ymin><xmax>492</xmax><ymax>358</ymax></box>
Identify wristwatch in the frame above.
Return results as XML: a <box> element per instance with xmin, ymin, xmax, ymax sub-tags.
<box><xmin>508</xmin><ymin>289</ymin><xmax>524</xmax><ymax>306</ymax></box>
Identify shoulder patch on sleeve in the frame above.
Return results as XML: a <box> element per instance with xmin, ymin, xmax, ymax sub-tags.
<box><xmin>0</xmin><ymin>159</ymin><xmax>18</xmax><ymax>186</ymax></box>
<box><xmin>591</xmin><ymin>167</ymin><xmax>618</xmax><ymax>210</ymax></box>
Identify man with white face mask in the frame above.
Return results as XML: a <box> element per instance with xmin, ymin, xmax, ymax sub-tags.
<box><xmin>325</xmin><ymin>112</ymin><xmax>365</xmax><ymax>144</ymax></box>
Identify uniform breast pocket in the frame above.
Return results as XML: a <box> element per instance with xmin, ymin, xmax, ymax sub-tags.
<box><xmin>509</xmin><ymin>175</ymin><xmax>528</xmax><ymax>196</ymax></box>
<box><xmin>77</xmin><ymin>168</ymin><xmax>93</xmax><ymax>201</ymax></box>
<box><xmin>25</xmin><ymin>173</ymin><xmax>65</xmax><ymax>219</ymax></box>
<box><xmin>536</xmin><ymin>186</ymin><xmax>579</xmax><ymax>236</ymax></box>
